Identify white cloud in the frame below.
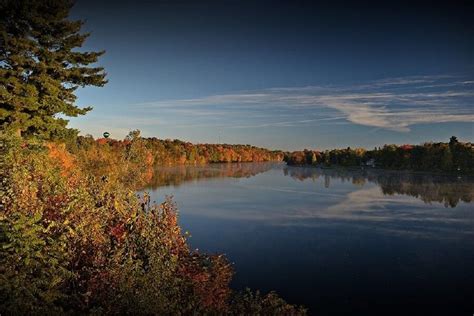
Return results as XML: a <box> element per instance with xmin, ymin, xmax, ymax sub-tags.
<box><xmin>135</xmin><ymin>75</ymin><xmax>474</xmax><ymax>131</ymax></box>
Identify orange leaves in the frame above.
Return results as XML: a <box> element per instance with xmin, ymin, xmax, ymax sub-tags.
<box><xmin>144</xmin><ymin>166</ymin><xmax>154</xmax><ymax>183</ymax></box>
<box><xmin>46</xmin><ymin>142</ymin><xmax>76</xmax><ymax>177</ymax></box>
<box><xmin>96</xmin><ymin>138</ymin><xmax>109</xmax><ymax>145</ymax></box>
<box><xmin>178</xmin><ymin>154</ymin><xmax>187</xmax><ymax>164</ymax></box>
<box><xmin>145</xmin><ymin>151</ymin><xmax>154</xmax><ymax>166</ymax></box>
<box><xmin>3</xmin><ymin>136</ymin><xmax>306</xmax><ymax>314</ymax></box>
<box><xmin>75</xmin><ymin>135</ymin><xmax>284</xmax><ymax>185</ymax></box>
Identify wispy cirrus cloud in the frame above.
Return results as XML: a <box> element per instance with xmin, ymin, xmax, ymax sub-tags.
<box><xmin>137</xmin><ymin>75</ymin><xmax>474</xmax><ymax>132</ymax></box>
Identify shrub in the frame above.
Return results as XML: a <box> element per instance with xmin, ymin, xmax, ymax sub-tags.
<box><xmin>0</xmin><ymin>135</ymin><xmax>305</xmax><ymax>314</ymax></box>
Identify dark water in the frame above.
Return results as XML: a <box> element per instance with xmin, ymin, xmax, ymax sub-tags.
<box><xmin>143</xmin><ymin>163</ymin><xmax>474</xmax><ymax>315</ymax></box>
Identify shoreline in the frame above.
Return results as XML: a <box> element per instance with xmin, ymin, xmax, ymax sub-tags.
<box><xmin>284</xmin><ymin>163</ymin><xmax>474</xmax><ymax>177</ymax></box>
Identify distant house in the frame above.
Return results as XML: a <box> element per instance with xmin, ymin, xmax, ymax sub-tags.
<box><xmin>365</xmin><ymin>158</ymin><xmax>376</xmax><ymax>167</ymax></box>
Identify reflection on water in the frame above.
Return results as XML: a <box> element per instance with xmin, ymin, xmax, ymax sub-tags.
<box><xmin>143</xmin><ymin>163</ymin><xmax>474</xmax><ymax>315</ymax></box>
<box><xmin>147</xmin><ymin>163</ymin><xmax>474</xmax><ymax>207</ymax></box>
<box><xmin>283</xmin><ymin>166</ymin><xmax>474</xmax><ymax>207</ymax></box>
<box><xmin>144</xmin><ymin>162</ymin><xmax>277</xmax><ymax>189</ymax></box>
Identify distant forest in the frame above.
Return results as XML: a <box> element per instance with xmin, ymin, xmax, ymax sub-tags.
<box><xmin>285</xmin><ymin>136</ymin><xmax>474</xmax><ymax>174</ymax></box>
<box><xmin>70</xmin><ymin>133</ymin><xmax>474</xmax><ymax>190</ymax></box>
<box><xmin>67</xmin><ymin>130</ymin><xmax>284</xmax><ymax>188</ymax></box>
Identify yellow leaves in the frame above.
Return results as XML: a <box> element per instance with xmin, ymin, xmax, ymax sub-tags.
<box><xmin>114</xmin><ymin>199</ymin><xmax>121</xmax><ymax>213</ymax></box>
<box><xmin>45</xmin><ymin>142</ymin><xmax>76</xmax><ymax>177</ymax></box>
<box><xmin>2</xmin><ymin>135</ymin><xmax>302</xmax><ymax>314</ymax></box>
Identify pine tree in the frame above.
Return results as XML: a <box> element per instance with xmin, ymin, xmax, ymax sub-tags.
<box><xmin>0</xmin><ymin>0</ymin><xmax>107</xmax><ymax>140</ymax></box>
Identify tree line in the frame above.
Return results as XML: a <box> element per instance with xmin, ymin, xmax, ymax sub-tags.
<box><xmin>144</xmin><ymin>162</ymin><xmax>276</xmax><ymax>190</ymax></box>
<box><xmin>285</xmin><ymin>136</ymin><xmax>474</xmax><ymax>174</ymax></box>
<box><xmin>67</xmin><ymin>130</ymin><xmax>284</xmax><ymax>188</ymax></box>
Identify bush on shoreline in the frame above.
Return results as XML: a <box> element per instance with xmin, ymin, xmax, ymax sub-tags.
<box><xmin>0</xmin><ymin>135</ymin><xmax>305</xmax><ymax>315</ymax></box>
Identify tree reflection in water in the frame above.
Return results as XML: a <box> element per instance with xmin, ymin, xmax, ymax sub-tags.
<box><xmin>283</xmin><ymin>166</ymin><xmax>474</xmax><ymax>207</ymax></box>
<box><xmin>143</xmin><ymin>163</ymin><xmax>473</xmax><ymax>208</ymax></box>
<box><xmin>144</xmin><ymin>162</ymin><xmax>278</xmax><ymax>190</ymax></box>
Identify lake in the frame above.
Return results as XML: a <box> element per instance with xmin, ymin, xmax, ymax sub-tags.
<box><xmin>143</xmin><ymin>163</ymin><xmax>474</xmax><ymax>315</ymax></box>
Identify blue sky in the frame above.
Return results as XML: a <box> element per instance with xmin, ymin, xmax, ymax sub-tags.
<box><xmin>69</xmin><ymin>1</ymin><xmax>473</xmax><ymax>150</ymax></box>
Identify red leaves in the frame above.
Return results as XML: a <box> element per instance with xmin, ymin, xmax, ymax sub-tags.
<box><xmin>43</xmin><ymin>194</ymin><xmax>69</xmax><ymax>224</ymax></box>
<box><xmin>178</xmin><ymin>253</ymin><xmax>233</xmax><ymax>312</ymax></box>
<box><xmin>400</xmin><ymin>144</ymin><xmax>414</xmax><ymax>151</ymax></box>
<box><xmin>96</xmin><ymin>138</ymin><xmax>109</xmax><ymax>145</ymax></box>
<box><xmin>109</xmin><ymin>222</ymin><xmax>126</xmax><ymax>243</ymax></box>
<box><xmin>4</xmin><ymin>138</ymin><xmax>303</xmax><ymax>314</ymax></box>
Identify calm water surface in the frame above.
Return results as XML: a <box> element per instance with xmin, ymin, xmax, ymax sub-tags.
<box><xmin>143</xmin><ymin>163</ymin><xmax>474</xmax><ymax>315</ymax></box>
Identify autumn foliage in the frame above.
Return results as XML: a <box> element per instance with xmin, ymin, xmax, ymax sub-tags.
<box><xmin>0</xmin><ymin>134</ymin><xmax>305</xmax><ymax>315</ymax></box>
<box><xmin>69</xmin><ymin>130</ymin><xmax>284</xmax><ymax>188</ymax></box>
<box><xmin>285</xmin><ymin>137</ymin><xmax>474</xmax><ymax>174</ymax></box>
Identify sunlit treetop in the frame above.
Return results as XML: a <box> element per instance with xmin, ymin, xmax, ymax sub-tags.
<box><xmin>0</xmin><ymin>0</ymin><xmax>107</xmax><ymax>140</ymax></box>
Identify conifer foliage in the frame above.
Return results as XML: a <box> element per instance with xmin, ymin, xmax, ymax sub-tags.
<box><xmin>0</xmin><ymin>0</ymin><xmax>107</xmax><ymax>139</ymax></box>
<box><xmin>0</xmin><ymin>2</ymin><xmax>306</xmax><ymax>314</ymax></box>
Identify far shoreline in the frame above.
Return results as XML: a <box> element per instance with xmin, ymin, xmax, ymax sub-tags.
<box><xmin>283</xmin><ymin>163</ymin><xmax>474</xmax><ymax>177</ymax></box>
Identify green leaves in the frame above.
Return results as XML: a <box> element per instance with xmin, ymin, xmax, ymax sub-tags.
<box><xmin>0</xmin><ymin>136</ymin><xmax>304</xmax><ymax>315</ymax></box>
<box><xmin>0</xmin><ymin>0</ymin><xmax>107</xmax><ymax>140</ymax></box>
